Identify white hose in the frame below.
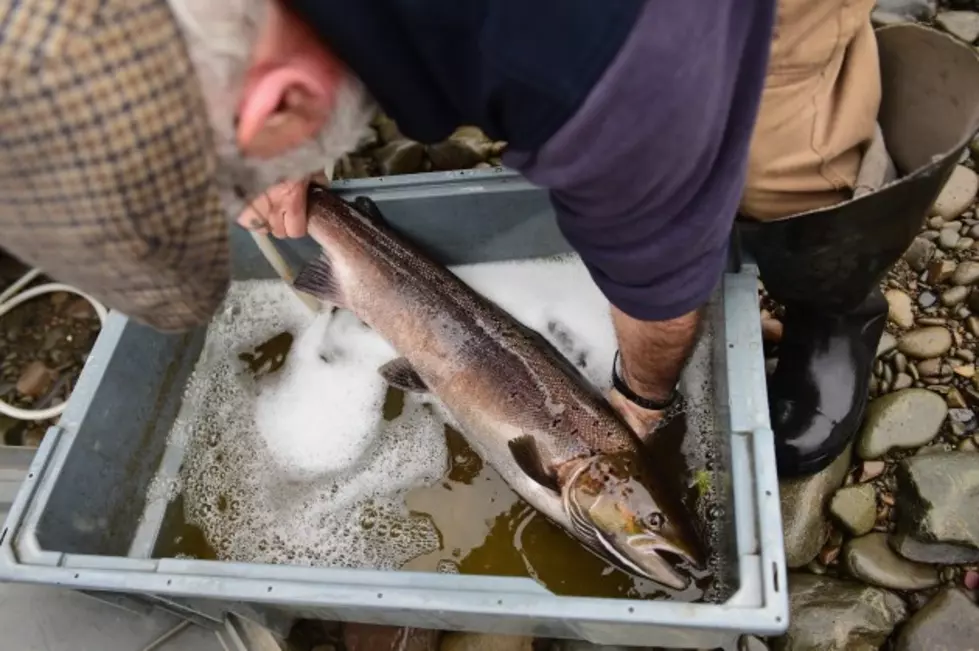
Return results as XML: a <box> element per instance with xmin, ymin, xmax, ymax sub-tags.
<box><xmin>0</xmin><ymin>271</ymin><xmax>107</xmax><ymax>421</ymax></box>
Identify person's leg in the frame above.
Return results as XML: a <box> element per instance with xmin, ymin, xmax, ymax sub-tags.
<box><xmin>739</xmin><ymin>6</ymin><xmax>979</xmax><ymax>478</ymax></box>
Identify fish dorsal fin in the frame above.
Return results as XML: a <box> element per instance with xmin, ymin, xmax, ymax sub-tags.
<box><xmin>378</xmin><ymin>357</ymin><xmax>429</xmax><ymax>393</ymax></box>
<box><xmin>352</xmin><ymin>196</ymin><xmax>387</xmax><ymax>223</ymax></box>
<box><xmin>508</xmin><ymin>436</ymin><xmax>560</xmax><ymax>493</ymax></box>
<box><xmin>293</xmin><ymin>253</ymin><xmax>347</xmax><ymax>308</ymax></box>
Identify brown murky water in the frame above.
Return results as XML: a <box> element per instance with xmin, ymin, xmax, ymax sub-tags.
<box><xmin>153</xmin><ymin>329</ymin><xmax>732</xmax><ymax>603</ymax></box>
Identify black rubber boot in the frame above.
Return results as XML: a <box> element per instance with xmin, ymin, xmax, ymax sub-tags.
<box><xmin>738</xmin><ymin>24</ymin><xmax>979</xmax><ymax>478</ymax></box>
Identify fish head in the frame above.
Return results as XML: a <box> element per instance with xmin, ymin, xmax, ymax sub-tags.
<box><xmin>561</xmin><ymin>453</ymin><xmax>700</xmax><ymax>590</ymax></box>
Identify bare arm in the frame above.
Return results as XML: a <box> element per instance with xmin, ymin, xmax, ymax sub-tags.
<box><xmin>609</xmin><ymin>307</ymin><xmax>701</xmax><ymax>436</ymax></box>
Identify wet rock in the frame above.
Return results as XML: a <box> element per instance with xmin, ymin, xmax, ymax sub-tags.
<box><xmin>949</xmin><ymin>408</ymin><xmax>978</xmax><ymax>436</ymax></box>
<box><xmin>441</xmin><ymin>633</ymin><xmax>534</xmax><ymax>651</ymax></box>
<box><xmin>958</xmin><ymin>237</ymin><xmax>977</xmax><ymax>251</ymax></box>
<box><xmin>843</xmin><ymin>533</ymin><xmax>941</xmax><ymax>591</ymax></box>
<box><xmin>772</xmin><ymin>573</ymin><xmax>907</xmax><ymax>651</ymax></box>
<box><xmin>955</xmin><ymin>365</ymin><xmax>977</xmax><ymax>380</ymax></box>
<box><xmin>886</xmin><ymin>289</ymin><xmax>915</xmax><ymax>328</ymax></box>
<box><xmin>918</xmin><ymin>291</ymin><xmax>938</xmax><ymax>308</ymax></box>
<box><xmin>780</xmin><ymin>446</ymin><xmax>852</xmax><ymax>568</ymax></box>
<box><xmin>894</xmin><ymin>352</ymin><xmax>908</xmax><ymax>373</ymax></box>
<box><xmin>427</xmin><ymin>127</ymin><xmax>495</xmax><ymax>171</ymax></box>
<box><xmin>892</xmin><ymin>452</ymin><xmax>979</xmax><ymax>564</ymax></box>
<box><xmin>904</xmin><ymin>237</ymin><xmax>937</xmax><ymax>272</ymax></box>
<box><xmin>953</xmin><ymin>261</ymin><xmax>979</xmax><ymax>286</ymax></box>
<box><xmin>894</xmin><ymin>588</ymin><xmax>979</xmax><ymax>651</ymax></box>
<box><xmin>16</xmin><ymin>361</ymin><xmax>56</xmax><ymax>398</ymax></box>
<box><xmin>64</xmin><ymin>298</ymin><xmax>94</xmax><ymax>320</ymax></box>
<box><xmin>940</xmin><ymin>229</ymin><xmax>962</xmax><ymax>250</ymax></box>
<box><xmin>857</xmin><ymin>389</ymin><xmax>947</xmax><ymax>459</ymax></box>
<box><xmin>947</xmin><ymin>386</ymin><xmax>969</xmax><ymax>408</ymax></box>
<box><xmin>898</xmin><ymin>327</ymin><xmax>953</xmax><ymax>359</ymax></box>
<box><xmin>943</xmin><ymin>286</ymin><xmax>970</xmax><ymax>307</ymax></box>
<box><xmin>343</xmin><ymin>624</ymin><xmax>441</xmax><ymax>651</ymax></box>
<box><xmin>877</xmin><ymin>332</ymin><xmax>898</xmax><ymax>358</ymax></box>
<box><xmin>830</xmin><ymin>484</ymin><xmax>877</xmax><ymax>536</ymax></box>
<box><xmin>937</xmin><ymin>10</ymin><xmax>979</xmax><ymax>43</ymax></box>
<box><xmin>374</xmin><ymin>114</ymin><xmax>403</xmax><ymax>144</ymax></box>
<box><xmin>965</xmin><ymin>570</ymin><xmax>979</xmax><ymax>590</ymax></box>
<box><xmin>874</xmin><ymin>0</ymin><xmax>938</xmax><ymax>20</ymax></box>
<box><xmin>373</xmin><ymin>139</ymin><xmax>427</xmax><ymax>176</ymax></box>
<box><xmin>933</xmin><ymin>165</ymin><xmax>979</xmax><ymax>220</ymax></box>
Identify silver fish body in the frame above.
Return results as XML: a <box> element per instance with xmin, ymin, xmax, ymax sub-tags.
<box><xmin>294</xmin><ymin>188</ymin><xmax>702</xmax><ymax>589</ymax></box>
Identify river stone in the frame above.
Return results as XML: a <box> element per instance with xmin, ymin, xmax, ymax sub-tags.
<box><xmin>953</xmin><ymin>261</ymin><xmax>979</xmax><ymax>286</ymax></box>
<box><xmin>893</xmin><ymin>373</ymin><xmax>914</xmax><ymax>390</ymax></box>
<box><xmin>780</xmin><ymin>446</ymin><xmax>852</xmax><ymax>568</ymax></box>
<box><xmin>857</xmin><ymin>389</ymin><xmax>947</xmax><ymax>459</ymax></box>
<box><xmin>940</xmin><ymin>229</ymin><xmax>962</xmax><ymax>250</ymax></box>
<box><xmin>842</xmin><ymin>533</ymin><xmax>941</xmax><ymax>591</ymax></box>
<box><xmin>943</xmin><ymin>286</ymin><xmax>970</xmax><ymax>307</ymax></box>
<box><xmin>937</xmin><ymin>10</ymin><xmax>979</xmax><ymax>43</ymax></box>
<box><xmin>894</xmin><ymin>588</ymin><xmax>979</xmax><ymax>651</ymax></box>
<box><xmin>739</xmin><ymin>636</ymin><xmax>769</xmax><ymax>651</ymax></box>
<box><xmin>898</xmin><ymin>327</ymin><xmax>953</xmax><ymax>359</ymax></box>
<box><xmin>771</xmin><ymin>574</ymin><xmax>907</xmax><ymax>651</ymax></box>
<box><xmin>441</xmin><ymin>633</ymin><xmax>534</xmax><ymax>651</ymax></box>
<box><xmin>886</xmin><ymin>289</ymin><xmax>915</xmax><ymax>328</ymax></box>
<box><xmin>373</xmin><ymin>139</ymin><xmax>426</xmax><ymax>176</ymax></box>
<box><xmin>829</xmin><ymin>484</ymin><xmax>877</xmax><ymax>536</ymax></box>
<box><xmin>344</xmin><ymin>625</ymin><xmax>440</xmax><ymax>651</ymax></box>
<box><xmin>903</xmin><ymin>237</ymin><xmax>937</xmax><ymax>272</ymax></box>
<box><xmin>874</xmin><ymin>0</ymin><xmax>937</xmax><ymax>20</ymax></box>
<box><xmin>892</xmin><ymin>452</ymin><xmax>979</xmax><ymax>563</ymax></box>
<box><xmin>427</xmin><ymin>127</ymin><xmax>495</xmax><ymax>171</ymax></box>
<box><xmin>877</xmin><ymin>332</ymin><xmax>898</xmax><ymax>358</ymax></box>
<box><xmin>918</xmin><ymin>358</ymin><xmax>943</xmax><ymax>377</ymax></box>
<box><xmin>933</xmin><ymin>165</ymin><xmax>979</xmax><ymax>220</ymax></box>
<box><xmin>929</xmin><ymin>259</ymin><xmax>959</xmax><ymax>284</ymax></box>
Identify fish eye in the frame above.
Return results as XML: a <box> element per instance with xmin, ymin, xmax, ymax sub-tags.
<box><xmin>641</xmin><ymin>512</ymin><xmax>664</xmax><ymax>529</ymax></box>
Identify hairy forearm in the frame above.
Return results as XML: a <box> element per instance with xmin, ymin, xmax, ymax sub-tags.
<box><xmin>611</xmin><ymin>306</ymin><xmax>702</xmax><ymax>402</ymax></box>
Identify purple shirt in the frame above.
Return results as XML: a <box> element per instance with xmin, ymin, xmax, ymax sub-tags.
<box><xmin>504</xmin><ymin>1</ymin><xmax>775</xmax><ymax>321</ymax></box>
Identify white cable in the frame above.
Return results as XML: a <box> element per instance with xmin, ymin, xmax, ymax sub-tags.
<box><xmin>0</xmin><ymin>273</ymin><xmax>108</xmax><ymax>421</ymax></box>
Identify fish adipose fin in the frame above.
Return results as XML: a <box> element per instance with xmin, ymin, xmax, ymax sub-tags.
<box><xmin>293</xmin><ymin>254</ymin><xmax>347</xmax><ymax>307</ymax></box>
<box><xmin>508</xmin><ymin>436</ymin><xmax>559</xmax><ymax>493</ymax></box>
<box><xmin>379</xmin><ymin>357</ymin><xmax>429</xmax><ymax>393</ymax></box>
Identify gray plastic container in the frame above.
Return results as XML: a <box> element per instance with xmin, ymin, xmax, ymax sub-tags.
<box><xmin>0</xmin><ymin>169</ymin><xmax>787</xmax><ymax>648</ymax></box>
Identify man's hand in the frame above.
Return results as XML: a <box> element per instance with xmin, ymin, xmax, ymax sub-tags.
<box><xmin>607</xmin><ymin>306</ymin><xmax>701</xmax><ymax>440</ymax></box>
<box><xmin>237</xmin><ymin>174</ymin><xmax>327</xmax><ymax>238</ymax></box>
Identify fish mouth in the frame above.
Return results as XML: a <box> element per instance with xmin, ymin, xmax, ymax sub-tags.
<box><xmin>562</xmin><ymin>458</ymin><xmax>695</xmax><ymax>591</ymax></box>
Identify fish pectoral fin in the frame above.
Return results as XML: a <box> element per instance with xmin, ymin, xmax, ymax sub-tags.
<box><xmin>508</xmin><ymin>436</ymin><xmax>560</xmax><ymax>493</ymax></box>
<box><xmin>293</xmin><ymin>253</ymin><xmax>347</xmax><ymax>307</ymax></box>
<box><xmin>378</xmin><ymin>357</ymin><xmax>429</xmax><ymax>393</ymax></box>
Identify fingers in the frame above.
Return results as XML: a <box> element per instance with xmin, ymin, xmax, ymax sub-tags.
<box><xmin>237</xmin><ymin>177</ymin><xmax>318</xmax><ymax>239</ymax></box>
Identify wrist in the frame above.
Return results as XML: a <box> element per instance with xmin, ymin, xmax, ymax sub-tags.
<box><xmin>612</xmin><ymin>350</ymin><xmax>678</xmax><ymax>410</ymax></box>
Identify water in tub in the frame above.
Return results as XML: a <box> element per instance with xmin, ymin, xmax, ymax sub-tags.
<box><xmin>149</xmin><ymin>254</ymin><xmax>732</xmax><ymax>602</ymax></box>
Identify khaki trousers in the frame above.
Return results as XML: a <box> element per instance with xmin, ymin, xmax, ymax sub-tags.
<box><xmin>740</xmin><ymin>0</ymin><xmax>881</xmax><ymax>220</ymax></box>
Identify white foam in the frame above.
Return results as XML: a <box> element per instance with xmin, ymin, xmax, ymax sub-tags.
<box><xmin>165</xmin><ymin>255</ymin><xmax>632</xmax><ymax>569</ymax></box>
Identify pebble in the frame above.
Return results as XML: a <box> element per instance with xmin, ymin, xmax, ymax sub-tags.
<box><xmin>903</xmin><ymin>237</ymin><xmax>937</xmax><ymax>272</ymax></box>
<box><xmin>873</xmin><ymin>0</ymin><xmax>937</xmax><ymax>21</ymax></box>
<box><xmin>892</xmin><ymin>373</ymin><xmax>913</xmax><ymax>390</ymax></box>
<box><xmin>936</xmin><ymin>10</ymin><xmax>979</xmax><ymax>43</ymax></box>
<box><xmin>957</xmin><ymin>237</ymin><xmax>976</xmax><ymax>251</ymax></box>
<box><xmin>860</xmin><ymin>460</ymin><xmax>886</xmax><ymax>482</ymax></box>
<box><xmin>877</xmin><ymin>332</ymin><xmax>898</xmax><ymax>358</ymax></box>
<box><xmin>955</xmin><ymin>365</ymin><xmax>977</xmax><ymax>379</ymax></box>
<box><xmin>893</xmin><ymin>352</ymin><xmax>908</xmax><ymax>373</ymax></box>
<box><xmin>739</xmin><ymin>636</ymin><xmax>769</xmax><ymax>651</ymax></box>
<box><xmin>441</xmin><ymin>633</ymin><xmax>534</xmax><ymax>651</ymax></box>
<box><xmin>772</xmin><ymin>574</ymin><xmax>906</xmax><ymax>651</ymax></box>
<box><xmin>780</xmin><ymin>446</ymin><xmax>852</xmax><ymax>568</ymax></box>
<box><xmin>857</xmin><ymin>389</ymin><xmax>947</xmax><ymax>459</ymax></box>
<box><xmin>898</xmin><ymin>327</ymin><xmax>953</xmax><ymax>359</ymax></box>
<box><xmin>929</xmin><ymin>215</ymin><xmax>948</xmax><ymax>229</ymax></box>
<box><xmin>953</xmin><ymin>261</ymin><xmax>979</xmax><ymax>286</ymax></box>
<box><xmin>949</xmin><ymin>408</ymin><xmax>978</xmax><ymax>436</ymax></box>
<box><xmin>960</xmin><ymin>348</ymin><xmax>977</xmax><ymax>363</ymax></box>
<box><xmin>917</xmin><ymin>358</ymin><xmax>943</xmax><ymax>377</ymax></box>
<box><xmin>343</xmin><ymin>624</ymin><xmax>440</xmax><ymax>651</ymax></box>
<box><xmin>971</xmin><ymin>223</ymin><xmax>979</xmax><ymax>239</ymax></box>
<box><xmin>918</xmin><ymin>291</ymin><xmax>938</xmax><ymax>308</ymax></box>
<box><xmin>842</xmin><ymin>533</ymin><xmax>941</xmax><ymax>591</ymax></box>
<box><xmin>932</xmin><ymin>165</ymin><xmax>979</xmax><ymax>221</ymax></box>
<box><xmin>942</xmin><ymin>285</ymin><xmax>970</xmax><ymax>306</ymax></box>
<box><xmin>965</xmin><ymin>570</ymin><xmax>979</xmax><ymax>590</ymax></box>
<box><xmin>946</xmin><ymin>386</ymin><xmax>968</xmax><ymax>408</ymax></box>
<box><xmin>885</xmin><ymin>289</ymin><xmax>915</xmax><ymax>328</ymax></box>
<box><xmin>939</xmin><ymin>229</ymin><xmax>962</xmax><ymax>250</ymax></box>
<box><xmin>928</xmin><ymin>259</ymin><xmax>958</xmax><ymax>284</ymax></box>
<box><xmin>427</xmin><ymin>126</ymin><xmax>495</xmax><ymax>171</ymax></box>
<box><xmin>16</xmin><ymin>361</ymin><xmax>56</xmax><ymax>398</ymax></box>
<box><xmin>894</xmin><ymin>588</ymin><xmax>979</xmax><ymax>651</ymax></box>
<box><xmin>373</xmin><ymin>139</ymin><xmax>427</xmax><ymax>176</ymax></box>
<box><xmin>829</xmin><ymin>484</ymin><xmax>877</xmax><ymax>536</ymax></box>
<box><xmin>64</xmin><ymin>298</ymin><xmax>95</xmax><ymax>320</ymax></box>
<box><xmin>893</xmin><ymin>452</ymin><xmax>979</xmax><ymax>564</ymax></box>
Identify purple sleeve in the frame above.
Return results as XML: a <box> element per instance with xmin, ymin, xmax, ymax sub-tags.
<box><xmin>503</xmin><ymin>1</ymin><xmax>775</xmax><ymax>321</ymax></box>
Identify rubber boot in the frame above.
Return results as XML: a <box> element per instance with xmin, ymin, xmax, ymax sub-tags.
<box><xmin>738</xmin><ymin>24</ymin><xmax>979</xmax><ymax>478</ymax></box>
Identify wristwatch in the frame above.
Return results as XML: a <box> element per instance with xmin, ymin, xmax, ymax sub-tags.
<box><xmin>611</xmin><ymin>350</ymin><xmax>679</xmax><ymax>411</ymax></box>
